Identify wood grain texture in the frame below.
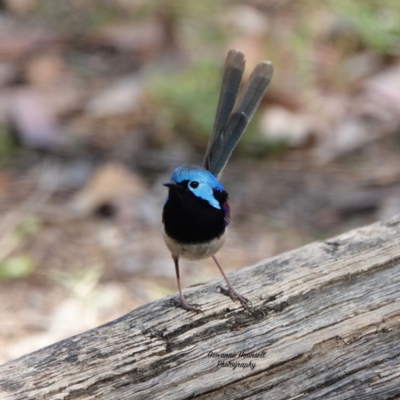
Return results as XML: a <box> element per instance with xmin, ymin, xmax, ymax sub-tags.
<box><xmin>2</xmin><ymin>216</ymin><xmax>400</xmax><ymax>399</ymax></box>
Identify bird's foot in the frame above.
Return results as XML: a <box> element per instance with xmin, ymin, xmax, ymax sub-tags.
<box><xmin>178</xmin><ymin>298</ymin><xmax>204</xmax><ymax>314</ymax></box>
<box><xmin>217</xmin><ymin>286</ymin><xmax>252</xmax><ymax>311</ymax></box>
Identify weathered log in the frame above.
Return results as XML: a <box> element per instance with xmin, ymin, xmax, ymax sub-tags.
<box><xmin>2</xmin><ymin>216</ymin><xmax>400</xmax><ymax>399</ymax></box>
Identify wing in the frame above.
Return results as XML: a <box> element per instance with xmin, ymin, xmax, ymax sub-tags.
<box><xmin>204</xmin><ymin>52</ymin><xmax>273</xmax><ymax>179</ymax></box>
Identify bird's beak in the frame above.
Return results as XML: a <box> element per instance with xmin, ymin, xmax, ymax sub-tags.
<box><xmin>163</xmin><ymin>180</ymin><xmax>181</xmax><ymax>189</ymax></box>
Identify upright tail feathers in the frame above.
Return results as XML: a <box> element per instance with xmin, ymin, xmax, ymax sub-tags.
<box><xmin>203</xmin><ymin>49</ymin><xmax>273</xmax><ymax>179</ymax></box>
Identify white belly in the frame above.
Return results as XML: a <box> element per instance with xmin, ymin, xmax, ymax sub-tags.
<box><xmin>163</xmin><ymin>229</ymin><xmax>226</xmax><ymax>260</ymax></box>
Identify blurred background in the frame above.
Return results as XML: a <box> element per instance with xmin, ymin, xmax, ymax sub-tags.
<box><xmin>2</xmin><ymin>0</ymin><xmax>400</xmax><ymax>363</ymax></box>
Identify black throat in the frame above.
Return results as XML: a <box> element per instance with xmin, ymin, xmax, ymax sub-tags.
<box><xmin>163</xmin><ymin>187</ymin><xmax>228</xmax><ymax>244</ymax></box>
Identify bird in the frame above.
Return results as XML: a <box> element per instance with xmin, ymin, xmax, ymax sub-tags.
<box><xmin>162</xmin><ymin>49</ymin><xmax>273</xmax><ymax>312</ymax></box>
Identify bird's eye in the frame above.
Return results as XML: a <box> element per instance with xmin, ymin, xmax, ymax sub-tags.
<box><xmin>189</xmin><ymin>181</ymin><xmax>199</xmax><ymax>189</ymax></box>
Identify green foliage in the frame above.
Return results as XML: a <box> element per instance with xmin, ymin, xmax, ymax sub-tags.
<box><xmin>295</xmin><ymin>0</ymin><xmax>400</xmax><ymax>55</ymax></box>
<box><xmin>328</xmin><ymin>0</ymin><xmax>400</xmax><ymax>54</ymax></box>
<box><xmin>132</xmin><ymin>0</ymin><xmax>221</xmax><ymax>21</ymax></box>
<box><xmin>38</xmin><ymin>0</ymin><xmax>221</xmax><ymax>33</ymax></box>
<box><xmin>0</xmin><ymin>125</ymin><xmax>17</xmax><ymax>164</ymax></box>
<box><xmin>149</xmin><ymin>61</ymin><xmax>272</xmax><ymax>154</ymax></box>
<box><xmin>270</xmin><ymin>0</ymin><xmax>400</xmax><ymax>96</ymax></box>
<box><xmin>15</xmin><ymin>217</ymin><xmax>42</xmax><ymax>239</ymax></box>
<box><xmin>241</xmin><ymin>138</ymin><xmax>289</xmax><ymax>160</ymax></box>
<box><xmin>149</xmin><ymin>61</ymin><xmax>221</xmax><ymax>141</ymax></box>
<box><xmin>38</xmin><ymin>0</ymin><xmax>122</xmax><ymax>32</ymax></box>
<box><xmin>0</xmin><ymin>255</ymin><xmax>33</xmax><ymax>280</ymax></box>
<box><xmin>0</xmin><ymin>217</ymin><xmax>41</xmax><ymax>280</ymax></box>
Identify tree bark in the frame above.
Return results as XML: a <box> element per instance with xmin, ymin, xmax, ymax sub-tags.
<box><xmin>2</xmin><ymin>216</ymin><xmax>400</xmax><ymax>399</ymax></box>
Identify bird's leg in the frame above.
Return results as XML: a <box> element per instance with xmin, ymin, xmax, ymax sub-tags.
<box><xmin>213</xmin><ymin>255</ymin><xmax>252</xmax><ymax>310</ymax></box>
<box><xmin>173</xmin><ymin>257</ymin><xmax>203</xmax><ymax>313</ymax></box>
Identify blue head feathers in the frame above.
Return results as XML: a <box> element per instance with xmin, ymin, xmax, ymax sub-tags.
<box><xmin>168</xmin><ymin>166</ymin><xmax>226</xmax><ymax>209</ymax></box>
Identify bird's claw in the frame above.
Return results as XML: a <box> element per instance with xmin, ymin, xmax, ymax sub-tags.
<box><xmin>217</xmin><ymin>285</ymin><xmax>252</xmax><ymax>311</ymax></box>
<box><xmin>178</xmin><ymin>299</ymin><xmax>205</xmax><ymax>314</ymax></box>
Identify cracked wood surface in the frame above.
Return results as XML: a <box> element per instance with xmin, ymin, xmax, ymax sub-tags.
<box><xmin>2</xmin><ymin>216</ymin><xmax>400</xmax><ymax>399</ymax></box>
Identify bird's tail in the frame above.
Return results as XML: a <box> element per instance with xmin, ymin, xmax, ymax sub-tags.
<box><xmin>203</xmin><ymin>49</ymin><xmax>273</xmax><ymax>179</ymax></box>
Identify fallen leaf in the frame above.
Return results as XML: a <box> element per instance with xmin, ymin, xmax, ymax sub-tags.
<box><xmin>8</xmin><ymin>88</ymin><xmax>62</xmax><ymax>150</ymax></box>
<box><xmin>86</xmin><ymin>74</ymin><xmax>145</xmax><ymax>117</ymax></box>
<box><xmin>259</xmin><ymin>106</ymin><xmax>311</xmax><ymax>147</ymax></box>
<box><xmin>25</xmin><ymin>52</ymin><xmax>65</xmax><ymax>88</ymax></box>
<box><xmin>314</xmin><ymin>116</ymin><xmax>375</xmax><ymax>164</ymax></box>
<box><xmin>69</xmin><ymin>162</ymin><xmax>146</xmax><ymax>217</ymax></box>
<box><xmin>92</xmin><ymin>21</ymin><xmax>163</xmax><ymax>58</ymax></box>
<box><xmin>364</xmin><ymin>66</ymin><xmax>400</xmax><ymax>113</ymax></box>
<box><xmin>3</xmin><ymin>0</ymin><xmax>38</xmax><ymax>16</ymax></box>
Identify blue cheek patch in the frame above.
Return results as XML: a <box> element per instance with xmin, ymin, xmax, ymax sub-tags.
<box><xmin>189</xmin><ymin>185</ymin><xmax>221</xmax><ymax>209</ymax></box>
